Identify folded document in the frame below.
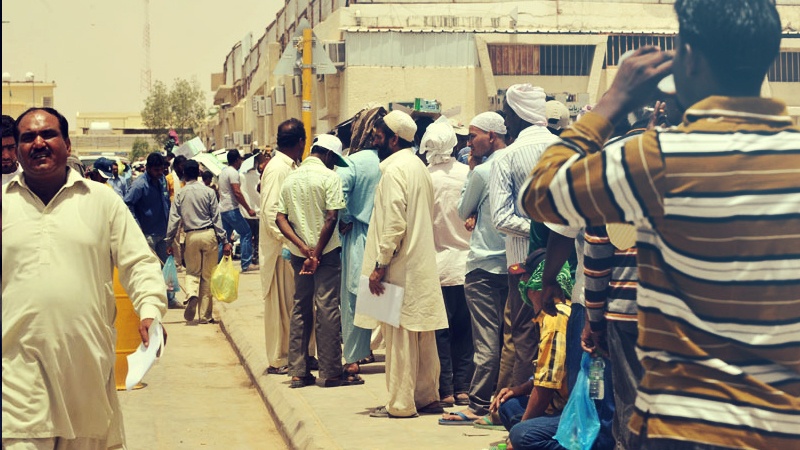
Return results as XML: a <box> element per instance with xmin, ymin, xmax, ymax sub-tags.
<box><xmin>355</xmin><ymin>275</ymin><xmax>404</xmax><ymax>327</ymax></box>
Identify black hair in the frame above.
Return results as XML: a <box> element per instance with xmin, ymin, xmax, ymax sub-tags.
<box><xmin>309</xmin><ymin>145</ymin><xmax>328</xmax><ymax>156</ymax></box>
<box><xmin>202</xmin><ymin>171</ymin><xmax>214</xmax><ymax>181</ymax></box>
<box><xmin>226</xmin><ymin>149</ymin><xmax>242</xmax><ymax>165</ymax></box>
<box><xmin>413</xmin><ymin>116</ymin><xmax>435</xmax><ymax>145</ymax></box>
<box><xmin>374</xmin><ymin>117</ymin><xmax>414</xmax><ymax>149</ymax></box>
<box><xmin>173</xmin><ymin>154</ymin><xmax>188</xmax><ymax>168</ymax></box>
<box><xmin>2</xmin><ymin>114</ymin><xmax>15</xmax><ymax>140</ymax></box>
<box><xmin>277</xmin><ymin>118</ymin><xmax>306</xmax><ymax>149</ymax></box>
<box><xmin>674</xmin><ymin>0</ymin><xmax>781</xmax><ymax>92</ymax></box>
<box><xmin>183</xmin><ymin>160</ymin><xmax>200</xmax><ymax>179</ymax></box>
<box><xmin>146</xmin><ymin>151</ymin><xmax>166</xmax><ymax>168</ymax></box>
<box><xmin>13</xmin><ymin>107</ymin><xmax>69</xmax><ymax>142</ymax></box>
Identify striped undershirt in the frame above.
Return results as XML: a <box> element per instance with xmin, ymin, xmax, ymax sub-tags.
<box><xmin>521</xmin><ymin>96</ymin><xmax>800</xmax><ymax>449</ymax></box>
<box><xmin>583</xmin><ymin>226</ymin><xmax>638</xmax><ymax>327</ymax></box>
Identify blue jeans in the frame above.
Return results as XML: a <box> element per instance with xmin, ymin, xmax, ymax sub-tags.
<box><xmin>498</xmin><ymin>397</ymin><xmax>565</xmax><ymax>450</ymax></box>
<box><xmin>220</xmin><ymin>209</ymin><xmax>253</xmax><ymax>270</ymax></box>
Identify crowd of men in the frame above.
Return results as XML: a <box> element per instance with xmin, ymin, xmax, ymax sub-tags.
<box><xmin>2</xmin><ymin>0</ymin><xmax>798</xmax><ymax>449</ymax></box>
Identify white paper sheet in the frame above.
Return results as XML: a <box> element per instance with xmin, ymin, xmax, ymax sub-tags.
<box><xmin>125</xmin><ymin>320</ymin><xmax>164</xmax><ymax>391</ymax></box>
<box><xmin>355</xmin><ymin>275</ymin><xmax>404</xmax><ymax>327</ymax></box>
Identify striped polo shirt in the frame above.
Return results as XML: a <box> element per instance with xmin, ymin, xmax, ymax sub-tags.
<box><xmin>583</xmin><ymin>226</ymin><xmax>638</xmax><ymax>327</ymax></box>
<box><xmin>520</xmin><ymin>96</ymin><xmax>800</xmax><ymax>449</ymax></box>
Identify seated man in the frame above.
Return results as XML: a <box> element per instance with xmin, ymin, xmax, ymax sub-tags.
<box><xmin>492</xmin><ymin>296</ymin><xmax>578</xmax><ymax>450</ymax></box>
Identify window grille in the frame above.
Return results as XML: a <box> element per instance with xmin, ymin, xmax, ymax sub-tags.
<box><xmin>604</xmin><ymin>35</ymin><xmax>676</xmax><ymax>67</ymax></box>
<box><xmin>488</xmin><ymin>44</ymin><xmax>594</xmax><ymax>76</ymax></box>
<box><xmin>768</xmin><ymin>51</ymin><xmax>800</xmax><ymax>82</ymax></box>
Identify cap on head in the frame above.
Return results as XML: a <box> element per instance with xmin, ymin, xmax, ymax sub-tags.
<box><xmin>545</xmin><ymin>101</ymin><xmax>571</xmax><ymax>130</ymax></box>
<box><xmin>93</xmin><ymin>156</ymin><xmax>116</xmax><ymax>179</ymax></box>
<box><xmin>383</xmin><ymin>110</ymin><xmax>417</xmax><ymax>142</ymax></box>
<box><xmin>469</xmin><ymin>112</ymin><xmax>507</xmax><ymax>135</ymax></box>
<box><xmin>312</xmin><ymin>134</ymin><xmax>348</xmax><ymax>167</ymax></box>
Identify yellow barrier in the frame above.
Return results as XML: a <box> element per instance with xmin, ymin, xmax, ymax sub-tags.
<box><xmin>113</xmin><ymin>269</ymin><xmax>145</xmax><ymax>390</ymax></box>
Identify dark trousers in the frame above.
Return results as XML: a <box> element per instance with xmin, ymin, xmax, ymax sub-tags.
<box><xmin>435</xmin><ymin>285</ymin><xmax>475</xmax><ymax>398</ymax></box>
<box><xmin>288</xmin><ymin>250</ymin><xmax>342</xmax><ymax>380</ymax></box>
<box><xmin>507</xmin><ymin>272</ymin><xmax>539</xmax><ymax>386</ymax></box>
<box><xmin>608</xmin><ymin>321</ymin><xmax>644</xmax><ymax>450</ymax></box>
<box><xmin>464</xmin><ymin>269</ymin><xmax>509</xmax><ymax>415</ymax></box>
<box><xmin>498</xmin><ymin>397</ymin><xmax>565</xmax><ymax>450</ymax></box>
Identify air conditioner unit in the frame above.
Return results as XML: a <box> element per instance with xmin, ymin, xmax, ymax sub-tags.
<box><xmin>327</xmin><ymin>42</ymin><xmax>345</xmax><ymax>67</ymax></box>
<box><xmin>257</xmin><ymin>96</ymin><xmax>272</xmax><ymax>116</ymax></box>
<box><xmin>291</xmin><ymin>76</ymin><xmax>302</xmax><ymax>97</ymax></box>
<box><xmin>243</xmin><ymin>133</ymin><xmax>252</xmax><ymax>145</ymax></box>
<box><xmin>223</xmin><ymin>134</ymin><xmax>231</xmax><ymax>147</ymax></box>
<box><xmin>233</xmin><ymin>131</ymin><xmax>243</xmax><ymax>146</ymax></box>
<box><xmin>252</xmin><ymin>96</ymin><xmax>259</xmax><ymax>111</ymax></box>
<box><xmin>275</xmin><ymin>85</ymin><xmax>286</xmax><ymax>105</ymax></box>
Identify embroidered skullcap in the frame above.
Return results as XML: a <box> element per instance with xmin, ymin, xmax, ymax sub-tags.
<box><xmin>383</xmin><ymin>110</ymin><xmax>417</xmax><ymax>142</ymax></box>
<box><xmin>469</xmin><ymin>112</ymin><xmax>507</xmax><ymax>135</ymax></box>
<box><xmin>505</xmin><ymin>84</ymin><xmax>547</xmax><ymax>126</ymax></box>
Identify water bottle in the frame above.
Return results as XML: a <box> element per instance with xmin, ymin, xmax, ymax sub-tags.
<box><xmin>589</xmin><ymin>356</ymin><xmax>605</xmax><ymax>400</ymax></box>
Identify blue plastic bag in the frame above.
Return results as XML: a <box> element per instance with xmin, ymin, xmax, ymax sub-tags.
<box><xmin>554</xmin><ymin>353</ymin><xmax>601</xmax><ymax>450</ymax></box>
<box><xmin>162</xmin><ymin>255</ymin><xmax>180</xmax><ymax>294</ymax></box>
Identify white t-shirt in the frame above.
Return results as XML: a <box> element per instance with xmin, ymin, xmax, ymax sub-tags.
<box><xmin>238</xmin><ymin>167</ymin><xmax>261</xmax><ymax>219</ymax></box>
<box><xmin>2</xmin><ymin>165</ymin><xmax>22</xmax><ymax>186</ymax></box>
<box><xmin>217</xmin><ymin>166</ymin><xmax>241</xmax><ymax>212</ymax></box>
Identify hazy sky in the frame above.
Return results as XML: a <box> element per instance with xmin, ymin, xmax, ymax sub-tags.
<box><xmin>2</xmin><ymin>0</ymin><xmax>283</xmax><ymax>123</ymax></box>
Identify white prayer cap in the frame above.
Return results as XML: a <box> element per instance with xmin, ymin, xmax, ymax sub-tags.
<box><xmin>469</xmin><ymin>112</ymin><xmax>507</xmax><ymax>135</ymax></box>
<box><xmin>312</xmin><ymin>134</ymin><xmax>348</xmax><ymax>167</ymax></box>
<box><xmin>546</xmin><ymin>100</ymin><xmax>571</xmax><ymax>130</ymax></box>
<box><xmin>383</xmin><ymin>110</ymin><xmax>417</xmax><ymax>142</ymax></box>
<box><xmin>505</xmin><ymin>84</ymin><xmax>547</xmax><ymax>126</ymax></box>
<box><xmin>420</xmin><ymin>117</ymin><xmax>457</xmax><ymax>165</ymax></box>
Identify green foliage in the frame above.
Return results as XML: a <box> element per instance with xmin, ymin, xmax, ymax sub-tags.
<box><xmin>141</xmin><ymin>78</ymin><xmax>206</xmax><ymax>146</ymax></box>
<box><xmin>130</xmin><ymin>137</ymin><xmax>152</xmax><ymax>162</ymax></box>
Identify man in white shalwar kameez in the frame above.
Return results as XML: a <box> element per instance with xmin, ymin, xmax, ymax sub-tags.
<box><xmin>3</xmin><ymin>107</ymin><xmax>167</xmax><ymax>449</ymax></box>
<box><xmin>259</xmin><ymin>118</ymin><xmax>311</xmax><ymax>375</ymax></box>
<box><xmin>356</xmin><ymin>111</ymin><xmax>448</xmax><ymax>418</ymax></box>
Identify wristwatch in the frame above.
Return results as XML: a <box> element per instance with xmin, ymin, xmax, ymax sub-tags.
<box><xmin>375</xmin><ymin>262</ymin><xmax>389</xmax><ymax>270</ymax></box>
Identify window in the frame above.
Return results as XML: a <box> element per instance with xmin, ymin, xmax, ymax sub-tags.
<box><xmin>488</xmin><ymin>44</ymin><xmax>595</xmax><ymax>76</ymax></box>
<box><xmin>768</xmin><ymin>51</ymin><xmax>800</xmax><ymax>82</ymax></box>
<box><xmin>605</xmin><ymin>35</ymin><xmax>676</xmax><ymax>67</ymax></box>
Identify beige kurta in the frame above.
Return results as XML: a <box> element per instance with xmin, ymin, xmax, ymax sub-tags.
<box><xmin>259</xmin><ymin>150</ymin><xmax>297</xmax><ymax>367</ymax></box>
<box><xmin>355</xmin><ymin>148</ymin><xmax>447</xmax><ymax>332</ymax></box>
<box><xmin>2</xmin><ymin>170</ymin><xmax>167</xmax><ymax>444</ymax></box>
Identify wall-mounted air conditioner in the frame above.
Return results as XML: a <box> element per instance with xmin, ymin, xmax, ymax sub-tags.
<box><xmin>275</xmin><ymin>85</ymin><xmax>286</xmax><ymax>105</ymax></box>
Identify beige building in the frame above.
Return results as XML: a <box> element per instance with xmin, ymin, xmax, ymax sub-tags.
<box><xmin>201</xmin><ymin>0</ymin><xmax>800</xmax><ymax>150</ymax></box>
<box><xmin>1</xmin><ymin>75</ymin><xmax>57</xmax><ymax>120</ymax></box>
<box><xmin>71</xmin><ymin>112</ymin><xmax>154</xmax><ymax>158</ymax></box>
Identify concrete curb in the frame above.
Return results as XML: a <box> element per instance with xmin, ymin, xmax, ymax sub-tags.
<box><xmin>218</xmin><ymin>300</ymin><xmax>341</xmax><ymax>450</ymax></box>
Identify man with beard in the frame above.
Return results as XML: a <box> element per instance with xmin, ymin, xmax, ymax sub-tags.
<box><xmin>357</xmin><ymin>110</ymin><xmax>447</xmax><ymax>418</ymax></box>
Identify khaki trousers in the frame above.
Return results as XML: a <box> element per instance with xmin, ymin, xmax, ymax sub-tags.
<box><xmin>184</xmin><ymin>228</ymin><xmax>218</xmax><ymax>320</ymax></box>
<box><xmin>263</xmin><ymin>255</ymin><xmax>296</xmax><ymax>368</ymax></box>
<box><xmin>384</xmin><ymin>324</ymin><xmax>440</xmax><ymax>417</ymax></box>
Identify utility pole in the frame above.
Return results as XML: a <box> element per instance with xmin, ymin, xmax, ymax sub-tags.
<box><xmin>301</xmin><ymin>28</ymin><xmax>313</xmax><ymax>159</ymax></box>
<box><xmin>273</xmin><ymin>19</ymin><xmax>336</xmax><ymax>160</ymax></box>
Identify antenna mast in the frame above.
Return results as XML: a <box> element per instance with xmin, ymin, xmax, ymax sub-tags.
<box><xmin>140</xmin><ymin>0</ymin><xmax>152</xmax><ymax>94</ymax></box>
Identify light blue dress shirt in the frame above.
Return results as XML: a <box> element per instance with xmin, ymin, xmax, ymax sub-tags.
<box><xmin>458</xmin><ymin>152</ymin><xmax>507</xmax><ymax>275</ymax></box>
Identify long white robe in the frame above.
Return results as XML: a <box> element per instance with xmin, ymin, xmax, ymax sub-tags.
<box><xmin>355</xmin><ymin>148</ymin><xmax>447</xmax><ymax>332</ymax></box>
<box><xmin>2</xmin><ymin>170</ymin><xmax>167</xmax><ymax>444</ymax></box>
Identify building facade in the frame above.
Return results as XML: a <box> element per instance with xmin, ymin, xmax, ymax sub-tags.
<box><xmin>1</xmin><ymin>78</ymin><xmax>57</xmax><ymax>120</ymax></box>
<box><xmin>201</xmin><ymin>0</ymin><xmax>800</xmax><ymax>150</ymax></box>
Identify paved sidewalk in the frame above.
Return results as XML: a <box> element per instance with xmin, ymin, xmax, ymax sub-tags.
<box><xmin>217</xmin><ymin>271</ymin><xmax>509</xmax><ymax>450</ymax></box>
